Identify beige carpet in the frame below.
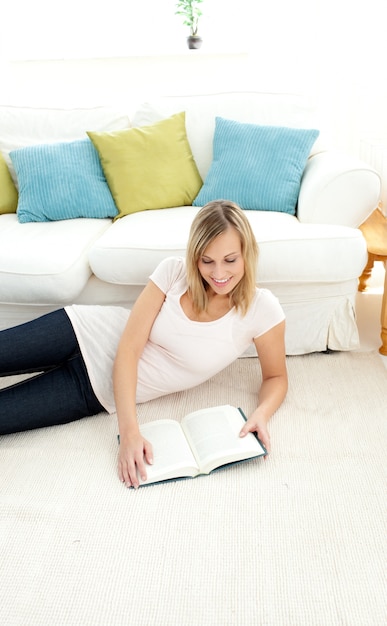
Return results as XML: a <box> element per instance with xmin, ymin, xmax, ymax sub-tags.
<box><xmin>0</xmin><ymin>351</ymin><xmax>386</xmax><ymax>626</ymax></box>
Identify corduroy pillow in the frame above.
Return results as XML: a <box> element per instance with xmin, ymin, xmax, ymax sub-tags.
<box><xmin>10</xmin><ymin>139</ymin><xmax>118</xmax><ymax>222</ymax></box>
<box><xmin>193</xmin><ymin>117</ymin><xmax>319</xmax><ymax>215</ymax></box>
<box><xmin>0</xmin><ymin>152</ymin><xmax>18</xmax><ymax>214</ymax></box>
<box><xmin>87</xmin><ymin>112</ymin><xmax>202</xmax><ymax>219</ymax></box>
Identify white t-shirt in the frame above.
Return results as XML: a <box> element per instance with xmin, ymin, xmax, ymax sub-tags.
<box><xmin>65</xmin><ymin>257</ymin><xmax>285</xmax><ymax>413</ymax></box>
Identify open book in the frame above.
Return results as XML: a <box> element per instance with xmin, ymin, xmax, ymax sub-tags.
<box><xmin>132</xmin><ymin>404</ymin><xmax>267</xmax><ymax>487</ymax></box>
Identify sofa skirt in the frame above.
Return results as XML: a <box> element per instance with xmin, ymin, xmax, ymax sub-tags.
<box><xmin>0</xmin><ymin>277</ymin><xmax>359</xmax><ymax>356</ymax></box>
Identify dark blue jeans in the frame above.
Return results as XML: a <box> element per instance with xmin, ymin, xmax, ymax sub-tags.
<box><xmin>0</xmin><ymin>309</ymin><xmax>105</xmax><ymax>435</ymax></box>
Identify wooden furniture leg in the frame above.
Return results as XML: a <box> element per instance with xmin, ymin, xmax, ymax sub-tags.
<box><xmin>359</xmin><ymin>208</ymin><xmax>387</xmax><ymax>355</ymax></box>
<box><xmin>358</xmin><ymin>253</ymin><xmax>375</xmax><ymax>292</ymax></box>
<box><xmin>380</xmin><ymin>263</ymin><xmax>387</xmax><ymax>356</ymax></box>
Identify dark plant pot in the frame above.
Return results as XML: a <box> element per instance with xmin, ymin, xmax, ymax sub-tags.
<box><xmin>187</xmin><ymin>36</ymin><xmax>203</xmax><ymax>50</ymax></box>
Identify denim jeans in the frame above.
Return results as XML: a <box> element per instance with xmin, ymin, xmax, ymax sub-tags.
<box><xmin>0</xmin><ymin>309</ymin><xmax>105</xmax><ymax>435</ymax></box>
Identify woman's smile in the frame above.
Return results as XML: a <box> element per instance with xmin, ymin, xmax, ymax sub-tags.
<box><xmin>210</xmin><ymin>276</ymin><xmax>233</xmax><ymax>288</ymax></box>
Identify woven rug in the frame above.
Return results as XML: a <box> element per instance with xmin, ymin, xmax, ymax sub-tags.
<box><xmin>0</xmin><ymin>351</ymin><xmax>386</xmax><ymax>626</ymax></box>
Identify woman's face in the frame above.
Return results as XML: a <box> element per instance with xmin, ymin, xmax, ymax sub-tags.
<box><xmin>198</xmin><ymin>227</ymin><xmax>245</xmax><ymax>295</ymax></box>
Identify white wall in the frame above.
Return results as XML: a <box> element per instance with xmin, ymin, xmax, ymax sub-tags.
<box><xmin>1</xmin><ymin>0</ymin><xmax>386</xmax><ymax>159</ymax></box>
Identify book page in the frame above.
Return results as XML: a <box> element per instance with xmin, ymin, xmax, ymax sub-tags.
<box><xmin>181</xmin><ymin>405</ymin><xmax>265</xmax><ymax>475</ymax></box>
<box><xmin>138</xmin><ymin>419</ymin><xmax>200</xmax><ymax>486</ymax></box>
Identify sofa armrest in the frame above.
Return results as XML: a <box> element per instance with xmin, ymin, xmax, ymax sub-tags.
<box><xmin>297</xmin><ymin>151</ymin><xmax>381</xmax><ymax>227</ymax></box>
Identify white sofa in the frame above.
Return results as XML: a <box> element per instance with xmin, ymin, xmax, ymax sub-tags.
<box><xmin>0</xmin><ymin>93</ymin><xmax>381</xmax><ymax>354</ymax></box>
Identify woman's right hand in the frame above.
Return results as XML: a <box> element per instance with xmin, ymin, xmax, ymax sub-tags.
<box><xmin>118</xmin><ymin>433</ymin><xmax>153</xmax><ymax>489</ymax></box>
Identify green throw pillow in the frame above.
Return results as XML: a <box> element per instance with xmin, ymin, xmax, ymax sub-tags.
<box><xmin>0</xmin><ymin>152</ymin><xmax>18</xmax><ymax>214</ymax></box>
<box><xmin>87</xmin><ymin>112</ymin><xmax>202</xmax><ymax>219</ymax></box>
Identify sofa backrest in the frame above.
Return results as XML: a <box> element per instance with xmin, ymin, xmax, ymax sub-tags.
<box><xmin>0</xmin><ymin>105</ymin><xmax>130</xmax><ymax>184</ymax></box>
<box><xmin>131</xmin><ymin>91</ymin><xmax>326</xmax><ymax>180</ymax></box>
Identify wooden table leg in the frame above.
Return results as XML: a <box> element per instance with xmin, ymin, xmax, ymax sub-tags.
<box><xmin>359</xmin><ymin>208</ymin><xmax>387</xmax><ymax>353</ymax></box>
<box><xmin>380</xmin><ymin>262</ymin><xmax>387</xmax><ymax>356</ymax></box>
<box><xmin>358</xmin><ymin>253</ymin><xmax>375</xmax><ymax>292</ymax></box>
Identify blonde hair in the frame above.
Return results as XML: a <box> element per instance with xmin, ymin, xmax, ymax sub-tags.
<box><xmin>186</xmin><ymin>200</ymin><xmax>259</xmax><ymax>315</ymax></box>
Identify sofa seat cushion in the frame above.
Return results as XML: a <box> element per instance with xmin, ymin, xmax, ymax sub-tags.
<box><xmin>89</xmin><ymin>207</ymin><xmax>367</xmax><ymax>286</ymax></box>
<box><xmin>0</xmin><ymin>215</ymin><xmax>112</xmax><ymax>304</ymax></box>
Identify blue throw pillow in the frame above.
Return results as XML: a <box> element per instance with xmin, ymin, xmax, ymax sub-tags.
<box><xmin>193</xmin><ymin>118</ymin><xmax>320</xmax><ymax>215</ymax></box>
<box><xmin>10</xmin><ymin>138</ymin><xmax>118</xmax><ymax>222</ymax></box>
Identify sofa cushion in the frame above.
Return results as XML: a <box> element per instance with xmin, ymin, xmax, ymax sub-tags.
<box><xmin>0</xmin><ymin>215</ymin><xmax>111</xmax><ymax>304</ymax></box>
<box><xmin>89</xmin><ymin>207</ymin><xmax>367</xmax><ymax>286</ymax></box>
<box><xmin>193</xmin><ymin>118</ymin><xmax>319</xmax><ymax>214</ymax></box>
<box><xmin>0</xmin><ymin>152</ymin><xmax>18</xmax><ymax>214</ymax></box>
<box><xmin>10</xmin><ymin>139</ymin><xmax>118</xmax><ymax>222</ymax></box>
<box><xmin>87</xmin><ymin>112</ymin><xmax>202</xmax><ymax>218</ymax></box>
<box><xmin>0</xmin><ymin>105</ymin><xmax>130</xmax><ymax>185</ymax></box>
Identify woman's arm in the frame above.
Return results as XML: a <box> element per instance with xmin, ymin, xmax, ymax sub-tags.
<box><xmin>239</xmin><ymin>320</ymin><xmax>288</xmax><ymax>453</ymax></box>
<box><xmin>113</xmin><ymin>280</ymin><xmax>166</xmax><ymax>488</ymax></box>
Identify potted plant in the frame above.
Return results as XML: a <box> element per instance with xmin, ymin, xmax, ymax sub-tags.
<box><xmin>175</xmin><ymin>0</ymin><xmax>204</xmax><ymax>49</ymax></box>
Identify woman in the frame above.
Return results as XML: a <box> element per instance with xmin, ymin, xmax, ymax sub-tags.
<box><xmin>0</xmin><ymin>201</ymin><xmax>288</xmax><ymax>487</ymax></box>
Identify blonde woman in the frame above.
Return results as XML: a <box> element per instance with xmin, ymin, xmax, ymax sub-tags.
<box><xmin>114</xmin><ymin>200</ymin><xmax>287</xmax><ymax>486</ymax></box>
<box><xmin>0</xmin><ymin>201</ymin><xmax>287</xmax><ymax>487</ymax></box>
